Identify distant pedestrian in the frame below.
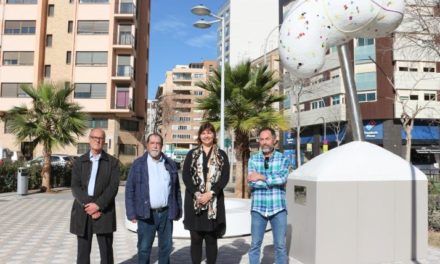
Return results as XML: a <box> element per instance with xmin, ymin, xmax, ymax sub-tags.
<box><xmin>247</xmin><ymin>127</ymin><xmax>289</xmax><ymax>264</ymax></box>
<box><xmin>182</xmin><ymin>122</ymin><xmax>230</xmax><ymax>264</ymax></box>
<box><xmin>70</xmin><ymin>128</ymin><xmax>120</xmax><ymax>264</ymax></box>
<box><xmin>125</xmin><ymin>133</ymin><xmax>182</xmax><ymax>264</ymax></box>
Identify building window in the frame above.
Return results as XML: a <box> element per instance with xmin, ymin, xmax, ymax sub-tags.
<box><xmin>410</xmin><ymin>94</ymin><xmax>419</xmax><ymax>100</ymax></box>
<box><xmin>172</xmin><ymin>134</ymin><xmax>191</xmax><ymax>139</ymax></box>
<box><xmin>357</xmin><ymin>38</ymin><xmax>374</xmax><ymax>46</ymax></box>
<box><xmin>172</xmin><ymin>73</ymin><xmax>192</xmax><ymax>80</ymax></box>
<box><xmin>68</xmin><ymin>21</ymin><xmax>73</xmax><ymax>33</ymax></box>
<box><xmin>194</xmin><ymin>91</ymin><xmax>203</xmax><ymax>96</ymax></box>
<box><xmin>311</xmin><ymin>99</ymin><xmax>325</xmax><ymax>109</ymax></box>
<box><xmin>4</xmin><ymin>119</ymin><xmax>13</xmax><ymax>134</ymax></box>
<box><xmin>331</xmin><ymin>95</ymin><xmax>341</xmax><ymax>105</ymax></box>
<box><xmin>424</xmin><ymin>93</ymin><xmax>436</xmax><ymax>101</ymax></box>
<box><xmin>44</xmin><ymin>65</ymin><xmax>51</xmax><ymax>78</ymax></box>
<box><xmin>7</xmin><ymin>0</ymin><xmax>37</xmax><ymax>4</ymax></box>
<box><xmin>66</xmin><ymin>51</ymin><xmax>72</xmax><ymax>64</ymax></box>
<box><xmin>423</xmin><ymin>67</ymin><xmax>435</xmax><ymax>72</ymax></box>
<box><xmin>355</xmin><ymin>72</ymin><xmax>377</xmax><ymax>91</ymax></box>
<box><xmin>120</xmin><ymin>119</ymin><xmax>139</xmax><ymax>131</ymax></box>
<box><xmin>3</xmin><ymin>51</ymin><xmax>34</xmax><ymax>65</ymax></box>
<box><xmin>1</xmin><ymin>83</ymin><xmax>31</xmax><ymax>97</ymax></box>
<box><xmin>4</xmin><ymin>21</ymin><xmax>36</xmax><ymax>34</ymax></box>
<box><xmin>74</xmin><ymin>83</ymin><xmax>106</xmax><ymax>98</ymax></box>
<box><xmin>77</xmin><ymin>20</ymin><xmax>109</xmax><ymax>34</ymax></box>
<box><xmin>46</xmin><ymin>34</ymin><xmax>53</xmax><ymax>47</ymax></box>
<box><xmin>76</xmin><ymin>51</ymin><xmax>107</xmax><ymax>66</ymax></box>
<box><xmin>48</xmin><ymin>5</ymin><xmax>54</xmax><ymax>16</ymax></box>
<box><xmin>174</xmin><ymin>116</ymin><xmax>191</xmax><ymax>122</ymax></box>
<box><xmin>119</xmin><ymin>144</ymin><xmax>136</xmax><ymax>155</ymax></box>
<box><xmin>87</xmin><ymin>118</ymin><xmax>108</xmax><ymax>128</ymax></box>
<box><xmin>116</xmin><ymin>86</ymin><xmax>130</xmax><ymax>108</ymax></box>
<box><xmin>193</xmin><ymin>73</ymin><xmax>204</xmax><ymax>79</ymax></box>
<box><xmin>358</xmin><ymin>92</ymin><xmax>376</xmax><ymax>102</ymax></box>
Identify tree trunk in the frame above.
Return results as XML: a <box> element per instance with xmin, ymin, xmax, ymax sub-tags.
<box><xmin>405</xmin><ymin>127</ymin><xmax>412</xmax><ymax>162</ymax></box>
<box><xmin>234</xmin><ymin>131</ymin><xmax>250</xmax><ymax>198</ymax></box>
<box><xmin>41</xmin><ymin>148</ymin><xmax>51</xmax><ymax>192</ymax></box>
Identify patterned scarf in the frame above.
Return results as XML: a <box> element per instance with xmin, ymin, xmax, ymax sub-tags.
<box><xmin>190</xmin><ymin>145</ymin><xmax>224</xmax><ymax>219</ymax></box>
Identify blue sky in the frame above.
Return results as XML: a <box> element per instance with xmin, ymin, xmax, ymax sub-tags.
<box><xmin>148</xmin><ymin>0</ymin><xmax>225</xmax><ymax>99</ymax></box>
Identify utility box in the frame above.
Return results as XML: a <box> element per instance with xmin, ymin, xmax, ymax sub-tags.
<box><xmin>17</xmin><ymin>167</ymin><xmax>29</xmax><ymax>195</ymax></box>
<box><xmin>287</xmin><ymin>141</ymin><xmax>427</xmax><ymax>264</ymax></box>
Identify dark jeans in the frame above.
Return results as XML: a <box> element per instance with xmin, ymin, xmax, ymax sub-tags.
<box><xmin>77</xmin><ymin>216</ymin><xmax>114</xmax><ymax>264</ymax></box>
<box><xmin>189</xmin><ymin>230</ymin><xmax>218</xmax><ymax>264</ymax></box>
<box><xmin>137</xmin><ymin>208</ymin><xmax>173</xmax><ymax>264</ymax></box>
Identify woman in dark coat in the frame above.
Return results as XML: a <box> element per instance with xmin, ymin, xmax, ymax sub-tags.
<box><xmin>183</xmin><ymin>122</ymin><xmax>230</xmax><ymax>264</ymax></box>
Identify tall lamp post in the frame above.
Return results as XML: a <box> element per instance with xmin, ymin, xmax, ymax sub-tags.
<box><xmin>191</xmin><ymin>4</ymin><xmax>225</xmax><ymax>150</ymax></box>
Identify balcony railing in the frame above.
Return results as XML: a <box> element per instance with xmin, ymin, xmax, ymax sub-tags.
<box><xmin>116</xmin><ymin>65</ymin><xmax>133</xmax><ymax>77</ymax></box>
<box><xmin>118</xmin><ymin>2</ymin><xmax>135</xmax><ymax>14</ymax></box>
<box><xmin>118</xmin><ymin>33</ymin><xmax>134</xmax><ymax>46</ymax></box>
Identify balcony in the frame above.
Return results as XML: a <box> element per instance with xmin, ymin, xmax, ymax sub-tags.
<box><xmin>112</xmin><ymin>87</ymin><xmax>133</xmax><ymax>113</ymax></box>
<box><xmin>113</xmin><ymin>33</ymin><xmax>134</xmax><ymax>50</ymax></box>
<box><xmin>112</xmin><ymin>65</ymin><xmax>133</xmax><ymax>82</ymax></box>
<box><xmin>115</xmin><ymin>1</ymin><xmax>136</xmax><ymax>20</ymax></box>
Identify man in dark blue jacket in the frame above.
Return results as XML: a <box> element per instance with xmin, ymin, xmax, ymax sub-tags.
<box><xmin>125</xmin><ymin>133</ymin><xmax>182</xmax><ymax>264</ymax></box>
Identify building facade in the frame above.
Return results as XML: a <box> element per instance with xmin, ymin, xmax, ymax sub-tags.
<box><xmin>156</xmin><ymin>61</ymin><xmax>216</xmax><ymax>161</ymax></box>
<box><xmin>0</xmin><ymin>0</ymin><xmax>150</xmax><ymax>164</ymax></box>
<box><xmin>217</xmin><ymin>0</ymin><xmax>280</xmax><ymax>67</ymax></box>
<box><xmin>281</xmin><ymin>2</ymin><xmax>440</xmax><ymax>167</ymax></box>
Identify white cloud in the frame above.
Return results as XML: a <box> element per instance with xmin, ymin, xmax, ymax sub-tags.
<box><xmin>185</xmin><ymin>31</ymin><xmax>217</xmax><ymax>48</ymax></box>
<box><xmin>153</xmin><ymin>15</ymin><xmax>186</xmax><ymax>33</ymax></box>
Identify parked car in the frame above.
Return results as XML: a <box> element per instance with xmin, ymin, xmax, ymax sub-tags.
<box><xmin>25</xmin><ymin>154</ymin><xmax>75</xmax><ymax>167</ymax></box>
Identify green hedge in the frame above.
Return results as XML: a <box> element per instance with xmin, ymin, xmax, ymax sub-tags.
<box><xmin>0</xmin><ymin>161</ymin><xmax>72</xmax><ymax>193</ymax></box>
<box><xmin>120</xmin><ymin>162</ymin><xmax>132</xmax><ymax>181</ymax></box>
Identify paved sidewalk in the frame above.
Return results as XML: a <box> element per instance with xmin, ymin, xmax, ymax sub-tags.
<box><xmin>0</xmin><ymin>187</ymin><xmax>439</xmax><ymax>264</ymax></box>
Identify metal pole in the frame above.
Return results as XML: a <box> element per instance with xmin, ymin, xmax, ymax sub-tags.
<box><xmin>337</xmin><ymin>43</ymin><xmax>364</xmax><ymax>141</ymax></box>
<box><xmin>219</xmin><ymin>17</ymin><xmax>225</xmax><ymax>150</ymax></box>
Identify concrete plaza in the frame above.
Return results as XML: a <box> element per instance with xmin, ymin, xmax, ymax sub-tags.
<box><xmin>0</xmin><ymin>187</ymin><xmax>440</xmax><ymax>264</ymax></box>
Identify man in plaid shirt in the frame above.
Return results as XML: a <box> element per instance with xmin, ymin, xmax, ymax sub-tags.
<box><xmin>247</xmin><ymin>127</ymin><xmax>289</xmax><ymax>264</ymax></box>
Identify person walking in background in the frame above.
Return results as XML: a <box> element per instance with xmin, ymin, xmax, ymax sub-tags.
<box><xmin>247</xmin><ymin>127</ymin><xmax>289</xmax><ymax>264</ymax></box>
<box><xmin>182</xmin><ymin>122</ymin><xmax>230</xmax><ymax>264</ymax></box>
<box><xmin>70</xmin><ymin>128</ymin><xmax>120</xmax><ymax>264</ymax></box>
<box><xmin>125</xmin><ymin>133</ymin><xmax>182</xmax><ymax>264</ymax></box>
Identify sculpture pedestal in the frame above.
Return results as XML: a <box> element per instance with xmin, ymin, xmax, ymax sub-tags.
<box><xmin>286</xmin><ymin>141</ymin><xmax>427</xmax><ymax>264</ymax></box>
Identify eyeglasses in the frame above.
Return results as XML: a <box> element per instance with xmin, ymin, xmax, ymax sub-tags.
<box><xmin>90</xmin><ymin>136</ymin><xmax>105</xmax><ymax>142</ymax></box>
<box><xmin>264</xmin><ymin>157</ymin><xmax>269</xmax><ymax>170</ymax></box>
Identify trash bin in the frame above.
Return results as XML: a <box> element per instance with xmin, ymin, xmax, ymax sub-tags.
<box><xmin>17</xmin><ymin>167</ymin><xmax>29</xmax><ymax>195</ymax></box>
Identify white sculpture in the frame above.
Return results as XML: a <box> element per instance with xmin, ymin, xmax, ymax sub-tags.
<box><xmin>279</xmin><ymin>0</ymin><xmax>405</xmax><ymax>78</ymax></box>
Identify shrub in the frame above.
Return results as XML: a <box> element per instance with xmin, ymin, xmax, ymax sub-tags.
<box><xmin>120</xmin><ymin>162</ymin><xmax>132</xmax><ymax>181</ymax></box>
<box><xmin>0</xmin><ymin>161</ymin><xmax>72</xmax><ymax>193</ymax></box>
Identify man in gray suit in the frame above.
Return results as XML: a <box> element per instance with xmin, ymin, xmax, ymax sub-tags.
<box><xmin>70</xmin><ymin>128</ymin><xmax>120</xmax><ymax>264</ymax></box>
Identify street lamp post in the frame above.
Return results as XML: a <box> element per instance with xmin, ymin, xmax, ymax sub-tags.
<box><xmin>191</xmin><ymin>5</ymin><xmax>225</xmax><ymax>150</ymax></box>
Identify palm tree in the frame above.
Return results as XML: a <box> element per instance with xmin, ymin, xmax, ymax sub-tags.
<box><xmin>197</xmin><ymin>61</ymin><xmax>287</xmax><ymax>198</ymax></box>
<box><xmin>6</xmin><ymin>83</ymin><xmax>88</xmax><ymax>192</ymax></box>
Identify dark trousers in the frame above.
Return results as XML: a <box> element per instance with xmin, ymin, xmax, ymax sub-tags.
<box><xmin>77</xmin><ymin>215</ymin><xmax>114</xmax><ymax>264</ymax></box>
<box><xmin>190</xmin><ymin>230</ymin><xmax>218</xmax><ymax>264</ymax></box>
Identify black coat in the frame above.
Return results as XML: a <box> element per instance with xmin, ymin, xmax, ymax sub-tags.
<box><xmin>70</xmin><ymin>151</ymin><xmax>120</xmax><ymax>236</ymax></box>
<box><xmin>182</xmin><ymin>148</ymin><xmax>230</xmax><ymax>234</ymax></box>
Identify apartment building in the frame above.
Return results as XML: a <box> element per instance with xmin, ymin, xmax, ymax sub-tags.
<box><xmin>0</xmin><ymin>0</ymin><xmax>150</xmax><ymax>163</ymax></box>
<box><xmin>156</xmin><ymin>61</ymin><xmax>216</xmax><ymax>160</ymax></box>
<box><xmin>281</xmin><ymin>2</ymin><xmax>440</xmax><ymax>165</ymax></box>
<box><xmin>145</xmin><ymin>99</ymin><xmax>157</xmax><ymax>135</ymax></box>
<box><xmin>217</xmin><ymin>0</ymin><xmax>280</xmax><ymax>67</ymax></box>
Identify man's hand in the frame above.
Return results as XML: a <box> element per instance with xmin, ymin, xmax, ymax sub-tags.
<box><xmin>84</xmin><ymin>203</ymin><xmax>100</xmax><ymax>215</ymax></box>
<box><xmin>197</xmin><ymin>192</ymin><xmax>213</xmax><ymax>206</ymax></box>
<box><xmin>248</xmin><ymin>172</ymin><xmax>266</xmax><ymax>182</ymax></box>
<box><xmin>91</xmin><ymin>211</ymin><xmax>102</xmax><ymax>220</ymax></box>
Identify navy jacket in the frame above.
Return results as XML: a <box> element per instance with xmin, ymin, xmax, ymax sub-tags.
<box><xmin>125</xmin><ymin>152</ymin><xmax>182</xmax><ymax>221</ymax></box>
